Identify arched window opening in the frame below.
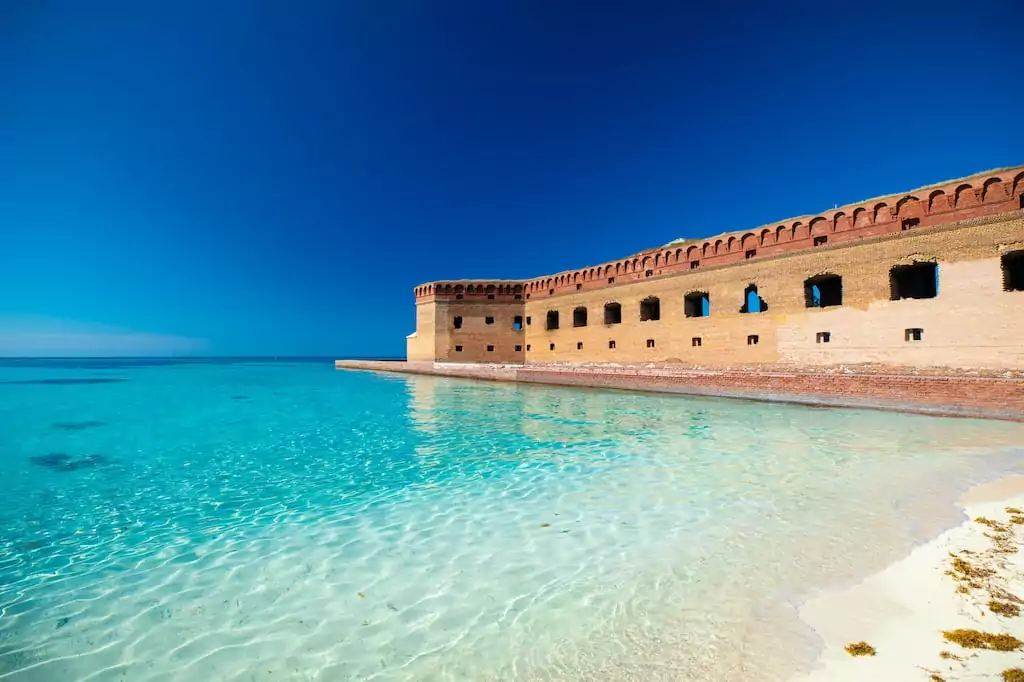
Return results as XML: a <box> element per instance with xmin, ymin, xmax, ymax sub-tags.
<box><xmin>546</xmin><ymin>310</ymin><xmax>560</xmax><ymax>330</ymax></box>
<box><xmin>573</xmin><ymin>307</ymin><xmax>588</xmax><ymax>327</ymax></box>
<box><xmin>640</xmin><ymin>297</ymin><xmax>661</xmax><ymax>321</ymax></box>
<box><xmin>604</xmin><ymin>302</ymin><xmax>622</xmax><ymax>325</ymax></box>
<box><xmin>684</xmin><ymin>292</ymin><xmax>709</xmax><ymax>318</ymax></box>
<box><xmin>890</xmin><ymin>262</ymin><xmax>938</xmax><ymax>300</ymax></box>
<box><xmin>804</xmin><ymin>275</ymin><xmax>843</xmax><ymax>308</ymax></box>
<box><xmin>739</xmin><ymin>284</ymin><xmax>767</xmax><ymax>313</ymax></box>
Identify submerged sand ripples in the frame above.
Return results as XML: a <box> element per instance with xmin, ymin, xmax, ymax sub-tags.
<box><xmin>2</xmin><ymin>365</ymin><xmax>1024</xmax><ymax>680</ymax></box>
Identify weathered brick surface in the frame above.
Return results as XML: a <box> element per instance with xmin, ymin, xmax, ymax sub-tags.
<box><xmin>406</xmin><ymin>166</ymin><xmax>1024</xmax><ymax>370</ymax></box>
<box><xmin>334</xmin><ymin>361</ymin><xmax>1024</xmax><ymax>421</ymax></box>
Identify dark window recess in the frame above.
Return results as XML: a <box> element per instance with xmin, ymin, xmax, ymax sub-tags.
<box><xmin>546</xmin><ymin>310</ymin><xmax>559</xmax><ymax>330</ymax></box>
<box><xmin>526</xmin><ymin>316</ymin><xmax>532</xmax><ymax>326</ymax></box>
<box><xmin>453</xmin><ymin>316</ymin><xmax>463</xmax><ymax>329</ymax></box>
<box><xmin>646</xmin><ymin>339</ymin><xmax>655</xmax><ymax>348</ymax></box>
<box><xmin>747</xmin><ymin>335</ymin><xmax>759</xmax><ymax>346</ymax></box>
<box><xmin>890</xmin><ymin>262</ymin><xmax>938</xmax><ymax>300</ymax></box>
<box><xmin>514</xmin><ymin>294</ymin><xmax>522</xmax><ymax>300</ymax></box>
<box><xmin>1020</xmin><ymin>194</ymin><xmax>1024</xmax><ymax>210</ymax></box>
<box><xmin>816</xmin><ymin>332</ymin><xmax>831</xmax><ymax>343</ymax></box>
<box><xmin>645</xmin><ymin>270</ymin><xmax>653</xmax><ymax>277</ymax></box>
<box><xmin>609</xmin><ymin>340</ymin><xmax>616</xmax><ymax>349</ymax></box>
<box><xmin>745</xmin><ymin>249</ymin><xmax>756</xmax><ymax>259</ymax></box>
<box><xmin>692</xmin><ymin>337</ymin><xmax>702</xmax><ymax>347</ymax></box>
<box><xmin>740</xmin><ymin>284</ymin><xmax>768</xmax><ymax>313</ymax></box>
<box><xmin>813</xmin><ymin>236</ymin><xmax>828</xmax><ymax>247</ymax></box>
<box><xmin>804</xmin><ymin>274</ymin><xmax>843</xmax><ymax>308</ymax></box>
<box><xmin>455</xmin><ymin>345</ymin><xmax>463</xmax><ymax>352</ymax></box>
<box><xmin>901</xmin><ymin>218</ymin><xmax>920</xmax><ymax>231</ymax></box>
<box><xmin>485</xmin><ymin>316</ymin><xmax>494</xmax><ymax>325</ymax></box>
<box><xmin>640</xmin><ymin>297</ymin><xmax>661</xmax><ymax>321</ymax></box>
<box><xmin>1001</xmin><ymin>250</ymin><xmax>1024</xmax><ymax>291</ymax></box>
<box><xmin>515</xmin><ymin>345</ymin><xmax>522</xmax><ymax>352</ymax></box>
<box><xmin>608</xmin><ymin>277</ymin><xmax>615</xmax><ymax>284</ymax></box>
<box><xmin>487</xmin><ymin>294</ymin><xmax>495</xmax><ymax>299</ymax></box>
<box><xmin>604</xmin><ymin>302</ymin><xmax>622</xmax><ymax>324</ymax></box>
<box><xmin>690</xmin><ymin>260</ymin><xmax>700</xmax><ymax>269</ymax></box>
<box><xmin>526</xmin><ymin>294</ymin><xmax>531</xmax><ymax>299</ymax></box>
<box><xmin>526</xmin><ymin>344</ymin><xmax>531</xmax><ymax>351</ymax></box>
<box><xmin>549</xmin><ymin>343</ymin><xmax>555</xmax><ymax>351</ymax></box>
<box><xmin>684</xmin><ymin>292</ymin><xmax>710</xmax><ymax>318</ymax></box>
<box><xmin>576</xmin><ymin>342</ymin><xmax>583</xmax><ymax>350</ymax></box>
<box><xmin>549</xmin><ymin>289</ymin><xmax>554</xmax><ymax>295</ymax></box>
<box><xmin>487</xmin><ymin>345</ymin><xmax>494</xmax><ymax>352</ymax></box>
<box><xmin>456</xmin><ymin>294</ymin><xmax>464</xmax><ymax>299</ymax></box>
<box><xmin>905</xmin><ymin>328</ymin><xmax>923</xmax><ymax>342</ymax></box>
<box><xmin>576</xmin><ymin>283</ymin><xmax>582</xmax><ymax>290</ymax></box>
<box><xmin>513</xmin><ymin>315</ymin><xmax>523</xmax><ymax>331</ymax></box>
<box><xmin>573</xmin><ymin>307</ymin><xmax>588</xmax><ymax>327</ymax></box>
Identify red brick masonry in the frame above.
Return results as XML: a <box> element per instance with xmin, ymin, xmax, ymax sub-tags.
<box><xmin>334</xmin><ymin>361</ymin><xmax>1024</xmax><ymax>422</ymax></box>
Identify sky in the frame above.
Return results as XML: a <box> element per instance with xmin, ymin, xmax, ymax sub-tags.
<box><xmin>1</xmin><ymin>1</ymin><xmax>1021</xmax><ymax>357</ymax></box>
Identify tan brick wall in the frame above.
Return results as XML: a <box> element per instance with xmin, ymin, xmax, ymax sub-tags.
<box><xmin>406</xmin><ymin>302</ymin><xmax>437</xmax><ymax>361</ymax></box>
<box><xmin>519</xmin><ymin>213</ymin><xmax>1024</xmax><ymax>370</ymax></box>
<box><xmin>433</xmin><ymin>300</ymin><xmax>526</xmax><ymax>363</ymax></box>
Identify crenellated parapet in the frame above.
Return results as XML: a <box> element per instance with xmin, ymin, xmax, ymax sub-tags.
<box><xmin>518</xmin><ymin>166</ymin><xmax>1024</xmax><ymax>300</ymax></box>
<box><xmin>414</xmin><ymin>166</ymin><xmax>1024</xmax><ymax>302</ymax></box>
<box><xmin>414</xmin><ymin>280</ymin><xmax>525</xmax><ymax>301</ymax></box>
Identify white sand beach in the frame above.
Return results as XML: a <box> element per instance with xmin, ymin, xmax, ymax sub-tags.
<box><xmin>794</xmin><ymin>476</ymin><xmax>1024</xmax><ymax>682</ymax></box>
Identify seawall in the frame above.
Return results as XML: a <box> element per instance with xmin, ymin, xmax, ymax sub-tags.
<box><xmin>334</xmin><ymin>360</ymin><xmax>1024</xmax><ymax>422</ymax></box>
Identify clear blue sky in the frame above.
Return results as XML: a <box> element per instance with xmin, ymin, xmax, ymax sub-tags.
<box><xmin>2</xmin><ymin>1</ymin><xmax>1021</xmax><ymax>357</ymax></box>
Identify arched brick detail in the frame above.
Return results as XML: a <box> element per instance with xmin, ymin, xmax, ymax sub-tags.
<box><xmin>833</xmin><ymin>212</ymin><xmax>849</xmax><ymax>231</ymax></box>
<box><xmin>982</xmin><ymin>177</ymin><xmax>1006</xmax><ymax>203</ymax></box>
<box><xmin>775</xmin><ymin>225</ymin><xmax>789</xmax><ymax>242</ymax></box>
<box><xmin>741</xmin><ymin>232</ymin><xmax>757</xmax><ymax>248</ymax></box>
<box><xmin>1013</xmin><ymin>172</ymin><xmax>1024</xmax><ymax>198</ymax></box>
<box><xmin>793</xmin><ymin>222</ymin><xmax>808</xmax><ymax>240</ymax></box>
<box><xmin>928</xmin><ymin>190</ymin><xmax>949</xmax><ymax>213</ymax></box>
<box><xmin>896</xmin><ymin>195</ymin><xmax>921</xmax><ymax>215</ymax></box>
<box><xmin>714</xmin><ymin>239</ymin><xmax>724</xmax><ymax>255</ymax></box>
<box><xmin>760</xmin><ymin>228</ymin><xmax>772</xmax><ymax>245</ymax></box>
<box><xmin>809</xmin><ymin>217</ymin><xmax>829</xmax><ymax>235</ymax></box>
<box><xmin>727</xmin><ymin>236</ymin><xmax>737</xmax><ymax>252</ymax></box>
<box><xmin>874</xmin><ymin>203</ymin><xmax>891</xmax><ymax>223</ymax></box>
<box><xmin>852</xmin><ymin>208</ymin><xmax>870</xmax><ymax>227</ymax></box>
<box><xmin>955</xmin><ymin>184</ymin><xmax>977</xmax><ymax>208</ymax></box>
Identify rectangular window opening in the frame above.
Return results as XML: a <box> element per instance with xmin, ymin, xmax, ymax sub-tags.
<box><xmin>813</xmin><ymin>236</ymin><xmax>828</xmax><ymax>247</ymax></box>
<box><xmin>573</xmin><ymin>307</ymin><xmax>588</xmax><ymax>327</ymax></box>
<box><xmin>485</xmin><ymin>316</ymin><xmax>494</xmax><ymax>325</ymax></box>
<box><xmin>549</xmin><ymin>289</ymin><xmax>554</xmax><ymax>295</ymax></box>
<box><xmin>526</xmin><ymin>316</ymin><xmax>532</xmax><ymax>326</ymax></box>
<box><xmin>456</xmin><ymin>294</ymin><xmax>464</xmax><ymax>299</ymax></box>
<box><xmin>692</xmin><ymin>337</ymin><xmax>702</xmax><ymax>347</ymax></box>
<box><xmin>905</xmin><ymin>328</ymin><xmax>923</xmax><ymax>342</ymax></box>
<box><xmin>514</xmin><ymin>345</ymin><xmax>522</xmax><ymax>352</ymax></box>
<box><xmin>526</xmin><ymin>344</ymin><xmax>531</xmax><ymax>351</ymax></box>
<box><xmin>747</xmin><ymin>334</ymin><xmax>759</xmax><ymax>346</ymax></box>
<box><xmin>608</xmin><ymin>277</ymin><xmax>615</xmax><ymax>284</ymax></box>
<box><xmin>546</xmin><ymin>311</ymin><xmax>559</xmax><ymax>330</ymax></box>
<box><xmin>745</xmin><ymin>249</ymin><xmax>756</xmax><ymax>259</ymax></box>
<box><xmin>645</xmin><ymin>269</ymin><xmax>653</xmax><ymax>277</ymax></box>
<box><xmin>513</xmin><ymin>315</ymin><xmax>523</xmax><ymax>331</ymax></box>
<box><xmin>576</xmin><ymin>283</ymin><xmax>582</xmax><ymax>290</ymax></box>
<box><xmin>901</xmin><ymin>218</ymin><xmax>920</xmax><ymax>231</ymax></box>
<box><xmin>514</xmin><ymin>294</ymin><xmax>522</xmax><ymax>300</ymax></box>
<box><xmin>804</xmin><ymin>275</ymin><xmax>843</xmax><ymax>308</ymax></box>
<box><xmin>684</xmin><ymin>292</ymin><xmax>710</xmax><ymax>318</ymax></box>
<box><xmin>816</xmin><ymin>332</ymin><xmax>831</xmax><ymax>344</ymax></box>
<box><xmin>1001</xmin><ymin>250</ymin><xmax>1024</xmax><ymax>291</ymax></box>
<box><xmin>640</xmin><ymin>297</ymin><xmax>661</xmax><ymax>321</ymax></box>
<box><xmin>455</xmin><ymin>345</ymin><xmax>463</xmax><ymax>352</ymax></box>
<box><xmin>890</xmin><ymin>262</ymin><xmax>938</xmax><ymax>300</ymax></box>
<box><xmin>576</xmin><ymin>342</ymin><xmax>583</xmax><ymax>350</ymax></box>
<box><xmin>486</xmin><ymin>345</ymin><xmax>494</xmax><ymax>352</ymax></box>
<box><xmin>608</xmin><ymin>340</ymin><xmax>616</xmax><ymax>349</ymax></box>
<box><xmin>549</xmin><ymin>343</ymin><xmax>555</xmax><ymax>351</ymax></box>
<box><xmin>690</xmin><ymin>260</ymin><xmax>700</xmax><ymax>269</ymax></box>
<box><xmin>604</xmin><ymin>302</ymin><xmax>622</xmax><ymax>325</ymax></box>
<box><xmin>487</xmin><ymin>294</ymin><xmax>495</xmax><ymax>299</ymax></box>
<box><xmin>453</xmin><ymin>316</ymin><xmax>463</xmax><ymax>329</ymax></box>
<box><xmin>646</xmin><ymin>339</ymin><xmax>655</xmax><ymax>348</ymax></box>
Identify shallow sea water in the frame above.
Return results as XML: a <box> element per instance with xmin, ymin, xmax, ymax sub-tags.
<box><xmin>1</xmin><ymin>358</ymin><xmax>1023</xmax><ymax>682</ymax></box>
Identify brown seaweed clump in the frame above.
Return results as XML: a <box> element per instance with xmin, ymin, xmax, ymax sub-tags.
<box><xmin>942</xmin><ymin>629</ymin><xmax>1023</xmax><ymax>651</ymax></box>
<box><xmin>1005</xmin><ymin>507</ymin><xmax>1022</xmax><ymax>515</ymax></box>
<box><xmin>1002</xmin><ymin>669</ymin><xmax>1024</xmax><ymax>682</ymax></box>
<box><xmin>929</xmin><ymin>674</ymin><xmax>945</xmax><ymax>682</ymax></box>
<box><xmin>844</xmin><ymin>641</ymin><xmax>876</xmax><ymax>657</ymax></box>
<box><xmin>989</xmin><ymin>600</ymin><xmax>1021</xmax><ymax>617</ymax></box>
<box><xmin>938</xmin><ymin>650</ymin><xmax>962</xmax><ymax>661</ymax></box>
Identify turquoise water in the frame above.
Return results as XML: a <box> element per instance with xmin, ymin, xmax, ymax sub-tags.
<box><xmin>2</xmin><ymin>359</ymin><xmax>1023</xmax><ymax>681</ymax></box>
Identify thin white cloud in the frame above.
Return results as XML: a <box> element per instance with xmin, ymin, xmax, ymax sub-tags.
<box><xmin>0</xmin><ymin>316</ymin><xmax>209</xmax><ymax>357</ymax></box>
